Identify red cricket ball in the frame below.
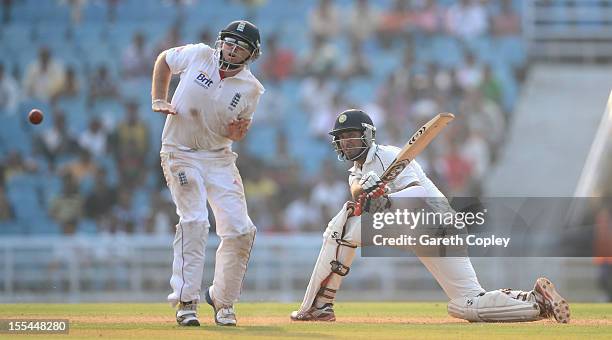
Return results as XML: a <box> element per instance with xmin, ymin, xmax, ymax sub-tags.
<box><xmin>28</xmin><ymin>109</ymin><xmax>44</xmax><ymax>125</ymax></box>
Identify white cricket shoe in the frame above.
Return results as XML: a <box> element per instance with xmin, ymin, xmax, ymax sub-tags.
<box><xmin>205</xmin><ymin>286</ymin><xmax>237</xmax><ymax>326</ymax></box>
<box><xmin>290</xmin><ymin>303</ymin><xmax>336</xmax><ymax>321</ymax></box>
<box><xmin>533</xmin><ymin>277</ymin><xmax>571</xmax><ymax>323</ymax></box>
<box><xmin>176</xmin><ymin>301</ymin><xmax>200</xmax><ymax>326</ymax></box>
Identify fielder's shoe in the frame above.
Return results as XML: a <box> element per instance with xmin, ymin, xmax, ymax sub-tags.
<box><xmin>205</xmin><ymin>286</ymin><xmax>237</xmax><ymax>326</ymax></box>
<box><xmin>176</xmin><ymin>301</ymin><xmax>200</xmax><ymax>326</ymax></box>
<box><xmin>533</xmin><ymin>277</ymin><xmax>570</xmax><ymax>323</ymax></box>
<box><xmin>290</xmin><ymin>303</ymin><xmax>336</xmax><ymax>321</ymax></box>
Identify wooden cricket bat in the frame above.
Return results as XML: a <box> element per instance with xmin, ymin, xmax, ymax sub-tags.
<box><xmin>353</xmin><ymin>112</ymin><xmax>455</xmax><ymax>216</ymax></box>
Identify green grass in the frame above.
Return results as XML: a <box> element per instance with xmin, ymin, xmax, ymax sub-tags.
<box><xmin>0</xmin><ymin>302</ymin><xmax>610</xmax><ymax>339</ymax></box>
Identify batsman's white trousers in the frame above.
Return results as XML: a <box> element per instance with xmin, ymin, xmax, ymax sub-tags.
<box><xmin>394</xmin><ymin>189</ymin><xmax>484</xmax><ymax>299</ymax></box>
<box><xmin>161</xmin><ymin>148</ymin><xmax>256</xmax><ymax>307</ymax></box>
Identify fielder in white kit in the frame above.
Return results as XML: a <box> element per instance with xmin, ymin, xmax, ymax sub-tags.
<box><xmin>291</xmin><ymin>109</ymin><xmax>571</xmax><ymax>323</ymax></box>
<box><xmin>151</xmin><ymin>20</ymin><xmax>265</xmax><ymax>327</ymax></box>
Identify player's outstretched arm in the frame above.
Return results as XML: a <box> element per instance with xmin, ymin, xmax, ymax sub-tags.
<box><xmin>151</xmin><ymin>50</ymin><xmax>177</xmax><ymax>115</ymax></box>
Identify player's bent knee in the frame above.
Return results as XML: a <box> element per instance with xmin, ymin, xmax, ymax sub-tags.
<box><xmin>447</xmin><ymin>291</ymin><xmax>540</xmax><ymax>322</ymax></box>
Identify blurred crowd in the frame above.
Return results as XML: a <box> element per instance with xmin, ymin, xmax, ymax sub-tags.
<box><xmin>0</xmin><ymin>0</ymin><xmax>528</xmax><ymax>236</ymax></box>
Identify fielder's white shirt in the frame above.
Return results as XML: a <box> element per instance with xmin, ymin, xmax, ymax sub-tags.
<box><xmin>162</xmin><ymin>43</ymin><xmax>265</xmax><ymax>152</ymax></box>
<box><xmin>348</xmin><ymin>143</ymin><xmax>445</xmax><ymax>197</ymax></box>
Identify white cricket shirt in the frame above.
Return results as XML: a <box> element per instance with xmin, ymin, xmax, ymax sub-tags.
<box><xmin>348</xmin><ymin>143</ymin><xmax>445</xmax><ymax>197</ymax></box>
<box><xmin>161</xmin><ymin>43</ymin><xmax>265</xmax><ymax>152</ymax></box>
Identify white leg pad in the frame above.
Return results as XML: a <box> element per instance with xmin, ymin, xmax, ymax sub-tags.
<box><xmin>167</xmin><ymin>221</ymin><xmax>210</xmax><ymax>306</ymax></box>
<box><xmin>297</xmin><ymin>203</ymin><xmax>360</xmax><ymax>312</ymax></box>
<box><xmin>448</xmin><ymin>290</ymin><xmax>541</xmax><ymax>322</ymax></box>
<box><xmin>210</xmin><ymin>229</ymin><xmax>256</xmax><ymax>307</ymax></box>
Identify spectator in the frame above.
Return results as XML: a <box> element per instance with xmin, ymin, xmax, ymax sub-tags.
<box><xmin>437</xmin><ymin>138</ymin><xmax>473</xmax><ymax>196</ymax></box>
<box><xmin>300</xmin><ymin>35</ymin><xmax>339</xmax><ymax>77</ymax></box>
<box><xmin>299</xmin><ymin>72</ymin><xmax>335</xmax><ymax>116</ymax></box>
<box><xmin>198</xmin><ymin>27</ymin><xmax>213</xmax><ymax>45</ymax></box>
<box><xmin>35</xmin><ymin>109</ymin><xmax>78</xmax><ymax>169</ymax></box>
<box><xmin>460</xmin><ymin>126</ymin><xmax>490</xmax><ymax>182</ymax></box>
<box><xmin>346</xmin><ymin>0</ymin><xmax>380</xmax><ymax>44</ymax></box>
<box><xmin>1</xmin><ymin>0</ymin><xmax>12</xmax><ymax>24</ymax></box>
<box><xmin>284</xmin><ymin>192</ymin><xmax>318</xmax><ymax>232</ymax></box>
<box><xmin>460</xmin><ymin>90</ymin><xmax>505</xmax><ymax>150</ymax></box>
<box><xmin>308</xmin><ymin>0</ymin><xmax>341</xmax><ymax>41</ymax></box>
<box><xmin>109</xmin><ymin>101</ymin><xmax>149</xmax><ymax>188</ymax></box>
<box><xmin>377</xmin><ymin>0</ymin><xmax>411</xmax><ymax>48</ymax></box>
<box><xmin>59</xmin><ymin>0</ymin><xmax>87</xmax><ymax>25</ymax></box>
<box><xmin>261</xmin><ymin>34</ymin><xmax>295</xmax><ymax>84</ymax></box>
<box><xmin>87</xmin><ymin>65</ymin><xmax>118</xmax><ymax>106</ymax></box>
<box><xmin>244</xmin><ymin>166</ymin><xmax>279</xmax><ymax>230</ymax></box>
<box><xmin>0</xmin><ymin>185</ymin><xmax>15</xmax><ymax>222</ymax></box>
<box><xmin>340</xmin><ymin>38</ymin><xmax>371</xmax><ymax>80</ymax></box>
<box><xmin>0</xmin><ymin>62</ymin><xmax>20</xmax><ymax>115</ymax></box>
<box><xmin>60</xmin><ymin>149</ymin><xmax>98</xmax><ymax>183</ymax></box>
<box><xmin>480</xmin><ymin>65</ymin><xmax>503</xmax><ymax>105</ymax></box>
<box><xmin>78</xmin><ymin>117</ymin><xmax>108</xmax><ymax>158</ymax></box>
<box><xmin>154</xmin><ymin>23</ymin><xmax>183</xmax><ymax>57</ymax></box>
<box><xmin>445</xmin><ymin>0</ymin><xmax>489</xmax><ymax>41</ymax></box>
<box><xmin>310</xmin><ymin>161</ymin><xmax>348</xmax><ymax>225</ymax></box>
<box><xmin>308</xmin><ymin>90</ymin><xmax>345</xmax><ymax>140</ymax></box>
<box><xmin>121</xmin><ymin>32</ymin><xmax>152</xmax><ymax>79</ymax></box>
<box><xmin>3</xmin><ymin>150</ymin><xmax>38</xmax><ymax>181</ymax></box>
<box><xmin>53</xmin><ymin>65</ymin><xmax>80</xmax><ymax>101</ymax></box>
<box><xmin>84</xmin><ymin>168</ymin><xmax>116</xmax><ymax>229</ymax></box>
<box><xmin>378</xmin><ymin>72</ymin><xmax>412</xmax><ymax>127</ymax></box>
<box><xmin>412</xmin><ymin>0</ymin><xmax>442</xmax><ymax>35</ymax></box>
<box><xmin>23</xmin><ymin>47</ymin><xmax>66</xmax><ymax>101</ymax></box>
<box><xmin>456</xmin><ymin>52</ymin><xmax>484</xmax><ymax>92</ymax></box>
<box><xmin>108</xmin><ymin>189</ymin><xmax>141</xmax><ymax>234</ymax></box>
<box><xmin>105</xmin><ymin>0</ymin><xmax>119</xmax><ymax>23</ymax></box>
<box><xmin>145</xmin><ymin>189</ymin><xmax>176</xmax><ymax>235</ymax></box>
<box><xmin>492</xmin><ymin>0</ymin><xmax>521</xmax><ymax>37</ymax></box>
<box><xmin>49</xmin><ymin>173</ymin><xmax>83</xmax><ymax>234</ymax></box>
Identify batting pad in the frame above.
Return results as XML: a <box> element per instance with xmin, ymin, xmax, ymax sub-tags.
<box><xmin>298</xmin><ymin>203</ymin><xmax>360</xmax><ymax>312</ymax></box>
<box><xmin>448</xmin><ymin>290</ymin><xmax>540</xmax><ymax>322</ymax></box>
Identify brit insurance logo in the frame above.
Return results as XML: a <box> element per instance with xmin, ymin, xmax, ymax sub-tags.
<box><xmin>195</xmin><ymin>71</ymin><xmax>214</xmax><ymax>88</ymax></box>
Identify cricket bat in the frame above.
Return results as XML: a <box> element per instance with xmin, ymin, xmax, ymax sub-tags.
<box><xmin>353</xmin><ymin>112</ymin><xmax>455</xmax><ymax>216</ymax></box>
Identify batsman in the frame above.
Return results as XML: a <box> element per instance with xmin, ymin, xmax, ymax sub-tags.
<box><xmin>290</xmin><ymin>109</ymin><xmax>570</xmax><ymax>323</ymax></box>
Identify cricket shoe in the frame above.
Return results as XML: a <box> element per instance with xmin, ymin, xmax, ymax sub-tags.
<box><xmin>205</xmin><ymin>286</ymin><xmax>237</xmax><ymax>326</ymax></box>
<box><xmin>176</xmin><ymin>301</ymin><xmax>200</xmax><ymax>326</ymax></box>
<box><xmin>533</xmin><ymin>277</ymin><xmax>570</xmax><ymax>323</ymax></box>
<box><xmin>290</xmin><ymin>303</ymin><xmax>336</xmax><ymax>321</ymax></box>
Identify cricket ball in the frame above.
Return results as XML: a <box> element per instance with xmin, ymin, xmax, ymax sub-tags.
<box><xmin>28</xmin><ymin>109</ymin><xmax>44</xmax><ymax>125</ymax></box>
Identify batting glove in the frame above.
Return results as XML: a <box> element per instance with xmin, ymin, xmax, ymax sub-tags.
<box><xmin>359</xmin><ymin>171</ymin><xmax>388</xmax><ymax>198</ymax></box>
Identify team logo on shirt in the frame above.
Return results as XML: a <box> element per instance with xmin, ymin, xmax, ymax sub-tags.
<box><xmin>195</xmin><ymin>71</ymin><xmax>214</xmax><ymax>88</ymax></box>
<box><xmin>228</xmin><ymin>92</ymin><xmax>242</xmax><ymax>111</ymax></box>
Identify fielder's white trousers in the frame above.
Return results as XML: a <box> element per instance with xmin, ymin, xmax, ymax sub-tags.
<box><xmin>161</xmin><ymin>149</ymin><xmax>256</xmax><ymax>307</ymax></box>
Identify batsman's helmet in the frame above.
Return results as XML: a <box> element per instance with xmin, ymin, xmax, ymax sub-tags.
<box><xmin>329</xmin><ymin>109</ymin><xmax>376</xmax><ymax>161</ymax></box>
<box><xmin>215</xmin><ymin>20</ymin><xmax>261</xmax><ymax>70</ymax></box>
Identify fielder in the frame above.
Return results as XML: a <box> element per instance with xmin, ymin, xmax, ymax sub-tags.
<box><xmin>290</xmin><ymin>109</ymin><xmax>570</xmax><ymax>323</ymax></box>
<box><xmin>151</xmin><ymin>20</ymin><xmax>265</xmax><ymax>326</ymax></box>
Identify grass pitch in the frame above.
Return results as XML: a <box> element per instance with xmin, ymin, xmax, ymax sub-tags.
<box><xmin>1</xmin><ymin>302</ymin><xmax>610</xmax><ymax>339</ymax></box>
